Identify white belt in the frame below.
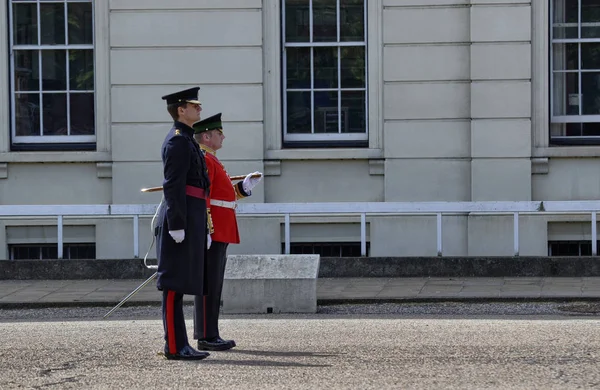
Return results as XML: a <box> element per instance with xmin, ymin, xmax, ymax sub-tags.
<box><xmin>210</xmin><ymin>199</ymin><xmax>237</xmax><ymax>209</ymax></box>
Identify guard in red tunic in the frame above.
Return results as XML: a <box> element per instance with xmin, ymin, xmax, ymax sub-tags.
<box><xmin>192</xmin><ymin>113</ymin><xmax>263</xmax><ymax>351</ymax></box>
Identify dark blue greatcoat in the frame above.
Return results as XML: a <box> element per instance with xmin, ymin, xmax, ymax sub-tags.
<box><xmin>156</xmin><ymin>121</ymin><xmax>210</xmax><ymax>296</ymax></box>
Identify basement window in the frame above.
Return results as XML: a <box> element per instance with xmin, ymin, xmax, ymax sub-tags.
<box><xmin>283</xmin><ymin>241</ymin><xmax>368</xmax><ymax>257</ymax></box>
<box><xmin>9</xmin><ymin>243</ymin><xmax>96</xmax><ymax>260</ymax></box>
<box><xmin>548</xmin><ymin>240</ymin><xmax>600</xmax><ymax>256</ymax></box>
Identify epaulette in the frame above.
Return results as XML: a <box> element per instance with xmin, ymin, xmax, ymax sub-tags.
<box><xmin>174</xmin><ymin>129</ymin><xmax>181</xmax><ymax>136</ymax></box>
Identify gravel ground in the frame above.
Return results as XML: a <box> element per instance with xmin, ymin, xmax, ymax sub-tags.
<box><xmin>2</xmin><ymin>301</ymin><xmax>600</xmax><ymax>322</ymax></box>
<box><xmin>2</xmin><ymin>313</ymin><xmax>600</xmax><ymax>389</ymax></box>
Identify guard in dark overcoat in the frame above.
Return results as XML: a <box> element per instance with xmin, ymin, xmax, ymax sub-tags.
<box><xmin>155</xmin><ymin>87</ymin><xmax>211</xmax><ymax>360</ymax></box>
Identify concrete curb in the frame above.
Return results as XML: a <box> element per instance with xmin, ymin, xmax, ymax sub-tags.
<box><xmin>3</xmin><ymin>297</ymin><xmax>600</xmax><ymax>310</ymax></box>
<box><xmin>2</xmin><ymin>257</ymin><xmax>600</xmax><ymax>280</ymax></box>
<box><xmin>318</xmin><ymin>257</ymin><xmax>600</xmax><ymax>277</ymax></box>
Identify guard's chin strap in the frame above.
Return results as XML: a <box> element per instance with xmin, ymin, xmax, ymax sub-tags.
<box><xmin>143</xmin><ymin>196</ymin><xmax>164</xmax><ymax>271</ymax></box>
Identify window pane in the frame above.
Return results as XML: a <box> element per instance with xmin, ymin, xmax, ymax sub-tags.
<box><xmin>550</xmin><ymin>122</ymin><xmax>568</xmax><ymax>137</ymax></box>
<box><xmin>70</xmin><ymin>93</ymin><xmax>95</xmax><ymax>135</ymax></box>
<box><xmin>314</xmin><ymin>47</ymin><xmax>338</xmax><ymax>88</ymax></box>
<box><xmin>14</xmin><ymin>50</ymin><xmax>39</xmax><ymax>91</ymax></box>
<box><xmin>42</xmin><ymin>50</ymin><xmax>66</xmax><ymax>90</ymax></box>
<box><xmin>552</xmin><ymin>0</ymin><xmax>578</xmax><ymax>39</ymax></box>
<box><xmin>581</xmin><ymin>72</ymin><xmax>600</xmax><ymax>114</ymax></box>
<box><xmin>286</xmin><ymin>47</ymin><xmax>310</xmax><ymax>88</ymax></box>
<box><xmin>552</xmin><ymin>43</ymin><xmax>578</xmax><ymax>71</ymax></box>
<box><xmin>341</xmin><ymin>46</ymin><xmax>365</xmax><ymax>88</ymax></box>
<box><xmin>11</xmin><ymin>246</ymin><xmax>40</xmax><ymax>260</ymax></box>
<box><xmin>68</xmin><ymin>2</ymin><xmax>93</xmax><ymax>44</ymax></box>
<box><xmin>340</xmin><ymin>0</ymin><xmax>364</xmax><ymax>41</ymax></box>
<box><xmin>65</xmin><ymin>244</ymin><xmax>95</xmax><ymax>259</ymax></box>
<box><xmin>581</xmin><ymin>43</ymin><xmax>600</xmax><ymax>69</ymax></box>
<box><xmin>285</xmin><ymin>0</ymin><xmax>309</xmax><ymax>43</ymax></box>
<box><xmin>581</xmin><ymin>122</ymin><xmax>600</xmax><ymax>136</ymax></box>
<box><xmin>69</xmin><ymin>49</ymin><xmax>94</xmax><ymax>90</ymax></box>
<box><xmin>15</xmin><ymin>93</ymin><xmax>40</xmax><ymax>136</ymax></box>
<box><xmin>582</xmin><ymin>0</ymin><xmax>600</xmax><ymax>38</ymax></box>
<box><xmin>566</xmin><ymin>123</ymin><xmax>584</xmax><ymax>136</ymax></box>
<box><xmin>549</xmin><ymin>122</ymin><xmax>600</xmax><ymax>137</ymax></box>
<box><xmin>552</xmin><ymin>72</ymin><xmax>579</xmax><ymax>116</ymax></box>
<box><xmin>313</xmin><ymin>0</ymin><xmax>337</xmax><ymax>42</ymax></box>
<box><xmin>40</xmin><ymin>3</ymin><xmax>65</xmax><ymax>45</ymax></box>
<box><xmin>13</xmin><ymin>3</ymin><xmax>38</xmax><ymax>45</ymax></box>
<box><xmin>341</xmin><ymin>91</ymin><xmax>365</xmax><ymax>133</ymax></box>
<box><xmin>41</xmin><ymin>245</ymin><xmax>58</xmax><ymax>260</ymax></box>
<box><xmin>42</xmin><ymin>93</ymin><xmax>67</xmax><ymax>135</ymax></box>
<box><xmin>286</xmin><ymin>91</ymin><xmax>311</xmax><ymax>133</ymax></box>
<box><xmin>314</xmin><ymin>91</ymin><xmax>338</xmax><ymax>133</ymax></box>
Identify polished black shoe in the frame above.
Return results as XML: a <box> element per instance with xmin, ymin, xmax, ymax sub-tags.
<box><xmin>197</xmin><ymin>337</ymin><xmax>236</xmax><ymax>351</ymax></box>
<box><xmin>164</xmin><ymin>345</ymin><xmax>210</xmax><ymax>360</ymax></box>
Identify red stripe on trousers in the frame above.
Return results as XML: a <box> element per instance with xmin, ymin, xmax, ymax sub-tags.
<box><xmin>203</xmin><ymin>295</ymin><xmax>207</xmax><ymax>338</ymax></box>
<box><xmin>167</xmin><ymin>291</ymin><xmax>177</xmax><ymax>354</ymax></box>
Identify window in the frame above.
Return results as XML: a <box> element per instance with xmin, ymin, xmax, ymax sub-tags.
<box><xmin>282</xmin><ymin>0</ymin><xmax>367</xmax><ymax>147</ymax></box>
<box><xmin>283</xmin><ymin>241</ymin><xmax>368</xmax><ymax>257</ymax></box>
<box><xmin>9</xmin><ymin>243</ymin><xmax>96</xmax><ymax>260</ymax></box>
<box><xmin>548</xmin><ymin>240</ymin><xmax>598</xmax><ymax>256</ymax></box>
<box><xmin>9</xmin><ymin>0</ymin><xmax>95</xmax><ymax>149</ymax></box>
<box><xmin>550</xmin><ymin>0</ymin><xmax>600</xmax><ymax>144</ymax></box>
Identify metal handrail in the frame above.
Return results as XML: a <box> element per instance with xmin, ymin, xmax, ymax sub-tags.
<box><xmin>2</xmin><ymin>201</ymin><xmax>600</xmax><ymax>258</ymax></box>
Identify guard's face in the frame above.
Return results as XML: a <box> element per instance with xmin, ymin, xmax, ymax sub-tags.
<box><xmin>206</xmin><ymin>129</ymin><xmax>225</xmax><ymax>151</ymax></box>
<box><xmin>180</xmin><ymin>103</ymin><xmax>201</xmax><ymax>123</ymax></box>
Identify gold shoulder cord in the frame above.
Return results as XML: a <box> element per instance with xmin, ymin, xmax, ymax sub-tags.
<box><xmin>207</xmin><ymin>208</ymin><xmax>215</xmax><ymax>234</ymax></box>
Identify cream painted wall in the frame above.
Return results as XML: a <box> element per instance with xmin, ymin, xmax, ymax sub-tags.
<box><xmin>3</xmin><ymin>0</ymin><xmax>598</xmax><ymax>259</ymax></box>
<box><xmin>0</xmin><ymin>164</ymin><xmax>111</xmax><ymax>205</ymax></box>
<box><xmin>108</xmin><ymin>0</ymin><xmax>265</xmax><ymax>207</ymax></box>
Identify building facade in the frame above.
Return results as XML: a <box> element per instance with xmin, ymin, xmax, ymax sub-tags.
<box><xmin>0</xmin><ymin>0</ymin><xmax>597</xmax><ymax>260</ymax></box>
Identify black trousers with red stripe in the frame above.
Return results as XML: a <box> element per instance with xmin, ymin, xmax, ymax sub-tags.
<box><xmin>162</xmin><ymin>290</ymin><xmax>189</xmax><ymax>354</ymax></box>
<box><xmin>193</xmin><ymin>241</ymin><xmax>229</xmax><ymax>340</ymax></box>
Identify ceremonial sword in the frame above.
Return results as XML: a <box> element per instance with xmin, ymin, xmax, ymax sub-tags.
<box><xmin>103</xmin><ymin>196</ymin><xmax>163</xmax><ymax>319</ymax></box>
<box><xmin>103</xmin><ymin>173</ymin><xmax>257</xmax><ymax>319</ymax></box>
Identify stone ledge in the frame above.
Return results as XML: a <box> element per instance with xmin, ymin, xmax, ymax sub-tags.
<box><xmin>222</xmin><ymin>255</ymin><xmax>319</xmax><ymax>313</ymax></box>
<box><xmin>1</xmin><ymin>256</ymin><xmax>600</xmax><ymax>280</ymax></box>
<box><xmin>0</xmin><ymin>259</ymin><xmax>156</xmax><ymax>280</ymax></box>
<box><xmin>318</xmin><ymin>257</ymin><xmax>600</xmax><ymax>278</ymax></box>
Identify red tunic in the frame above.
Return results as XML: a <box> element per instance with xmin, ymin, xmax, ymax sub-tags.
<box><xmin>201</xmin><ymin>145</ymin><xmax>247</xmax><ymax>244</ymax></box>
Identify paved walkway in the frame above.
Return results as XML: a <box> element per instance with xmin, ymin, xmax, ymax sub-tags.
<box><xmin>1</xmin><ymin>277</ymin><xmax>600</xmax><ymax>306</ymax></box>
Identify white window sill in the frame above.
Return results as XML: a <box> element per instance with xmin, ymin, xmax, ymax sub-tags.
<box><xmin>0</xmin><ymin>151</ymin><xmax>111</xmax><ymax>163</ymax></box>
<box><xmin>265</xmin><ymin>148</ymin><xmax>383</xmax><ymax>160</ymax></box>
<box><xmin>534</xmin><ymin>146</ymin><xmax>600</xmax><ymax>158</ymax></box>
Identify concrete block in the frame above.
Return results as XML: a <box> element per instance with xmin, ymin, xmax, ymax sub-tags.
<box><xmin>222</xmin><ymin>255</ymin><xmax>320</xmax><ymax>314</ymax></box>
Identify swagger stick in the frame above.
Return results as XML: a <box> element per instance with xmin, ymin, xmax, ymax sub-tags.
<box><xmin>141</xmin><ymin>173</ymin><xmax>262</xmax><ymax>193</ymax></box>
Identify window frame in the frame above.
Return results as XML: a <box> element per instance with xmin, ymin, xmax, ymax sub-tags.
<box><xmin>281</xmin><ymin>0</ymin><xmax>368</xmax><ymax>145</ymax></box>
<box><xmin>1</xmin><ymin>0</ymin><xmax>110</xmax><ymax>157</ymax></box>
<box><xmin>549</xmin><ymin>0</ymin><xmax>600</xmax><ymax>145</ymax></box>
<box><xmin>263</xmin><ymin>0</ymin><xmax>382</xmax><ymax>157</ymax></box>
<box><xmin>8</xmin><ymin>0</ymin><xmax>96</xmax><ymax>146</ymax></box>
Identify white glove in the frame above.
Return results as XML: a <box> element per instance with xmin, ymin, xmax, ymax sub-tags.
<box><xmin>242</xmin><ymin>171</ymin><xmax>263</xmax><ymax>194</ymax></box>
<box><xmin>207</xmin><ymin>234</ymin><xmax>212</xmax><ymax>250</ymax></box>
<box><xmin>169</xmin><ymin>229</ymin><xmax>185</xmax><ymax>243</ymax></box>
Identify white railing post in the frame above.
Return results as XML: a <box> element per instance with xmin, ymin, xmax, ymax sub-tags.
<box><xmin>360</xmin><ymin>213</ymin><xmax>366</xmax><ymax>256</ymax></box>
<box><xmin>284</xmin><ymin>213</ymin><xmax>290</xmax><ymax>255</ymax></box>
<box><xmin>437</xmin><ymin>213</ymin><xmax>442</xmax><ymax>257</ymax></box>
<box><xmin>57</xmin><ymin>215</ymin><xmax>63</xmax><ymax>259</ymax></box>
<box><xmin>513</xmin><ymin>212</ymin><xmax>519</xmax><ymax>257</ymax></box>
<box><xmin>133</xmin><ymin>215</ymin><xmax>139</xmax><ymax>258</ymax></box>
<box><xmin>592</xmin><ymin>211</ymin><xmax>597</xmax><ymax>256</ymax></box>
